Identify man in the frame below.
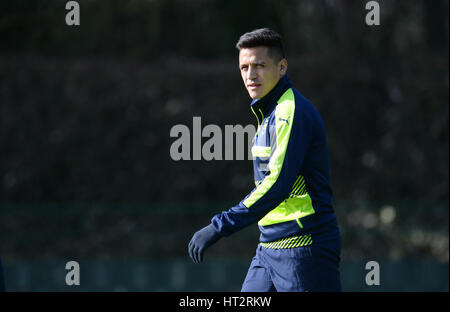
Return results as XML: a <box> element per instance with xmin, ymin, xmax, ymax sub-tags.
<box><xmin>188</xmin><ymin>28</ymin><xmax>342</xmax><ymax>292</ymax></box>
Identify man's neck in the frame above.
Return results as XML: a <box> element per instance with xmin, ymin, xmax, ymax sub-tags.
<box><xmin>251</xmin><ymin>75</ymin><xmax>292</xmax><ymax>117</ymax></box>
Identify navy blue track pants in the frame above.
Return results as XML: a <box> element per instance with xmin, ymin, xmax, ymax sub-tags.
<box><xmin>241</xmin><ymin>229</ymin><xmax>342</xmax><ymax>292</ymax></box>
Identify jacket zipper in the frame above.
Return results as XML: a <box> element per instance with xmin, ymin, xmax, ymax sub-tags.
<box><xmin>258</xmin><ymin>108</ymin><xmax>264</xmax><ymax>125</ymax></box>
<box><xmin>250</xmin><ymin>105</ymin><xmax>261</xmax><ymax>128</ymax></box>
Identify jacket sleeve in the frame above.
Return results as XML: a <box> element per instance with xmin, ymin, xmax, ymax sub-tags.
<box><xmin>211</xmin><ymin>90</ymin><xmax>313</xmax><ymax>236</ymax></box>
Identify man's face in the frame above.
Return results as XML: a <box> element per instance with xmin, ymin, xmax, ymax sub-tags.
<box><xmin>239</xmin><ymin>46</ymin><xmax>287</xmax><ymax>100</ymax></box>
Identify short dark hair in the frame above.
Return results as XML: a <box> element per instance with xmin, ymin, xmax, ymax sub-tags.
<box><xmin>236</xmin><ymin>28</ymin><xmax>286</xmax><ymax>61</ymax></box>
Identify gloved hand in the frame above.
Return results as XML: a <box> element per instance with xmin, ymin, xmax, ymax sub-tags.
<box><xmin>188</xmin><ymin>224</ymin><xmax>222</xmax><ymax>264</ymax></box>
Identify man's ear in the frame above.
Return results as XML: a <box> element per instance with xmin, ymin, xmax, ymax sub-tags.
<box><xmin>279</xmin><ymin>59</ymin><xmax>288</xmax><ymax>76</ymax></box>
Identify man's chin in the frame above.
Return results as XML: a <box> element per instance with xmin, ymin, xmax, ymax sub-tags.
<box><xmin>249</xmin><ymin>92</ymin><xmax>261</xmax><ymax>100</ymax></box>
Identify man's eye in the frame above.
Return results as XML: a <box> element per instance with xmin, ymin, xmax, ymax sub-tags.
<box><xmin>241</xmin><ymin>66</ymin><xmax>248</xmax><ymax>71</ymax></box>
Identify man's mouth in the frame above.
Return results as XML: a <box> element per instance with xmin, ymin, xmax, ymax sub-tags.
<box><xmin>247</xmin><ymin>83</ymin><xmax>261</xmax><ymax>90</ymax></box>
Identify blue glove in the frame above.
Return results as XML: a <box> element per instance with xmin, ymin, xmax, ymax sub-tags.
<box><xmin>188</xmin><ymin>224</ymin><xmax>222</xmax><ymax>263</ymax></box>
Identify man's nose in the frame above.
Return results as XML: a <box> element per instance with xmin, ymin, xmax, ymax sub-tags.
<box><xmin>247</xmin><ymin>66</ymin><xmax>257</xmax><ymax>81</ymax></box>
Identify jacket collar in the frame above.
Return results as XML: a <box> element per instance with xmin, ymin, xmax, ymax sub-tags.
<box><xmin>250</xmin><ymin>75</ymin><xmax>293</xmax><ymax>117</ymax></box>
